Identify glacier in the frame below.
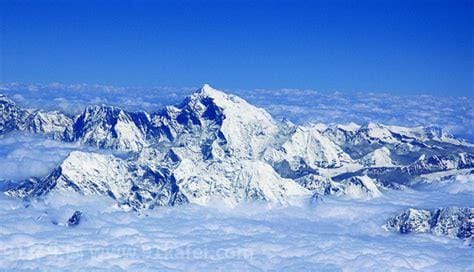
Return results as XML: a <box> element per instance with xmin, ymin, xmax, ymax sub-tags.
<box><xmin>0</xmin><ymin>84</ymin><xmax>473</xmax><ymax>271</ymax></box>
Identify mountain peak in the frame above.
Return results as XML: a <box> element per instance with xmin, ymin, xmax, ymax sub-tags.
<box><xmin>194</xmin><ymin>84</ymin><xmax>231</xmax><ymax>103</ymax></box>
<box><xmin>190</xmin><ymin>84</ymin><xmax>261</xmax><ymax>115</ymax></box>
<box><xmin>181</xmin><ymin>84</ymin><xmax>279</xmax><ymax>158</ymax></box>
<box><xmin>363</xmin><ymin>122</ymin><xmax>384</xmax><ymax>130</ymax></box>
<box><xmin>200</xmin><ymin>83</ymin><xmax>215</xmax><ymax>93</ymax></box>
<box><xmin>0</xmin><ymin>94</ymin><xmax>15</xmax><ymax>105</ymax></box>
<box><xmin>84</xmin><ymin>104</ymin><xmax>120</xmax><ymax>113</ymax></box>
<box><xmin>197</xmin><ymin>83</ymin><xmax>220</xmax><ymax>96</ymax></box>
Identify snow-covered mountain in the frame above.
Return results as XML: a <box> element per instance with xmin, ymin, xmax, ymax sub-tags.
<box><xmin>385</xmin><ymin>207</ymin><xmax>473</xmax><ymax>240</ymax></box>
<box><xmin>6</xmin><ymin>150</ymin><xmax>188</xmax><ymax>210</ymax></box>
<box><xmin>0</xmin><ymin>94</ymin><xmax>28</xmax><ymax>134</ymax></box>
<box><xmin>24</xmin><ymin>110</ymin><xmax>74</xmax><ymax>140</ymax></box>
<box><xmin>360</xmin><ymin>147</ymin><xmax>394</xmax><ymax>167</ymax></box>
<box><xmin>2</xmin><ymin>85</ymin><xmax>473</xmax><ymax>210</ymax></box>
<box><xmin>72</xmin><ymin>105</ymin><xmax>149</xmax><ymax>151</ymax></box>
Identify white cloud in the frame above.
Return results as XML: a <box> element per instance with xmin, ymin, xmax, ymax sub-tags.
<box><xmin>0</xmin><ymin>133</ymin><xmax>99</xmax><ymax>181</ymax></box>
<box><xmin>0</xmin><ymin>180</ymin><xmax>472</xmax><ymax>271</ymax></box>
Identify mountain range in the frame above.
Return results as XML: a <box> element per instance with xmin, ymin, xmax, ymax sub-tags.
<box><xmin>1</xmin><ymin>84</ymin><xmax>473</xmax><ymax>213</ymax></box>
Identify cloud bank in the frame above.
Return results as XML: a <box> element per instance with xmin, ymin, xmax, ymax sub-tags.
<box><xmin>0</xmin><ymin>178</ymin><xmax>472</xmax><ymax>271</ymax></box>
<box><xmin>0</xmin><ymin>133</ymin><xmax>109</xmax><ymax>181</ymax></box>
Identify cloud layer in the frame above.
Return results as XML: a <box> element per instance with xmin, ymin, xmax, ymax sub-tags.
<box><xmin>0</xmin><ymin>133</ymin><xmax>108</xmax><ymax>181</ymax></box>
<box><xmin>0</xmin><ymin>178</ymin><xmax>472</xmax><ymax>271</ymax></box>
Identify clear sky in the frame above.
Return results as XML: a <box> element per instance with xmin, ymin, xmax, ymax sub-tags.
<box><xmin>0</xmin><ymin>0</ymin><xmax>472</xmax><ymax>96</ymax></box>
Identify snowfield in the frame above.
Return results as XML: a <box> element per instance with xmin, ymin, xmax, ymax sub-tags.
<box><xmin>0</xmin><ymin>177</ymin><xmax>472</xmax><ymax>271</ymax></box>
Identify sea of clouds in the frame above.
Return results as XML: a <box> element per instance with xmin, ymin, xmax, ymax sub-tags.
<box><xmin>0</xmin><ymin>179</ymin><xmax>472</xmax><ymax>271</ymax></box>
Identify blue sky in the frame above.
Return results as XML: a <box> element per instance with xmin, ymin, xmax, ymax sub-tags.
<box><xmin>0</xmin><ymin>0</ymin><xmax>472</xmax><ymax>96</ymax></box>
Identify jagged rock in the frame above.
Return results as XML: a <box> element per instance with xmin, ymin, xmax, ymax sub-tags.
<box><xmin>295</xmin><ymin>174</ymin><xmax>335</xmax><ymax>193</ymax></box>
<box><xmin>72</xmin><ymin>105</ymin><xmax>149</xmax><ymax>151</ymax></box>
<box><xmin>67</xmin><ymin>211</ymin><xmax>83</xmax><ymax>226</ymax></box>
<box><xmin>334</xmin><ymin>153</ymin><xmax>474</xmax><ymax>188</ymax></box>
<box><xmin>24</xmin><ymin>110</ymin><xmax>74</xmax><ymax>140</ymax></box>
<box><xmin>0</xmin><ymin>94</ymin><xmax>28</xmax><ymax>134</ymax></box>
<box><xmin>304</xmin><ymin>175</ymin><xmax>382</xmax><ymax>200</ymax></box>
<box><xmin>384</xmin><ymin>207</ymin><xmax>473</xmax><ymax>239</ymax></box>
<box><xmin>264</xmin><ymin>124</ymin><xmax>352</xmax><ymax>173</ymax></box>
<box><xmin>338</xmin><ymin>175</ymin><xmax>383</xmax><ymax>199</ymax></box>
<box><xmin>6</xmin><ymin>151</ymin><xmax>189</xmax><ymax>210</ymax></box>
<box><xmin>309</xmin><ymin>193</ymin><xmax>324</xmax><ymax>206</ymax></box>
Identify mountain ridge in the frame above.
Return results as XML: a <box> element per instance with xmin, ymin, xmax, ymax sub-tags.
<box><xmin>2</xmin><ymin>85</ymin><xmax>473</xmax><ymax>210</ymax></box>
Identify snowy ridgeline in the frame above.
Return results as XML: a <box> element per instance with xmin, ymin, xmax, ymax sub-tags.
<box><xmin>385</xmin><ymin>207</ymin><xmax>473</xmax><ymax>239</ymax></box>
<box><xmin>1</xmin><ymin>85</ymin><xmax>473</xmax><ymax>240</ymax></box>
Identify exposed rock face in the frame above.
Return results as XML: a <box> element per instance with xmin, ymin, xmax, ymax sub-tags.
<box><xmin>0</xmin><ymin>94</ymin><xmax>27</xmax><ymax>134</ymax></box>
<box><xmin>24</xmin><ymin>110</ymin><xmax>74</xmax><ymax>140</ymax></box>
<box><xmin>6</xmin><ymin>151</ymin><xmax>189</xmax><ymax>211</ymax></box>
<box><xmin>67</xmin><ymin>211</ymin><xmax>83</xmax><ymax>226</ymax></box>
<box><xmin>72</xmin><ymin>105</ymin><xmax>149</xmax><ymax>151</ymax></box>
<box><xmin>304</xmin><ymin>175</ymin><xmax>382</xmax><ymax>200</ymax></box>
<box><xmin>334</xmin><ymin>153</ymin><xmax>474</xmax><ymax>188</ymax></box>
<box><xmin>384</xmin><ymin>207</ymin><xmax>473</xmax><ymax>239</ymax></box>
